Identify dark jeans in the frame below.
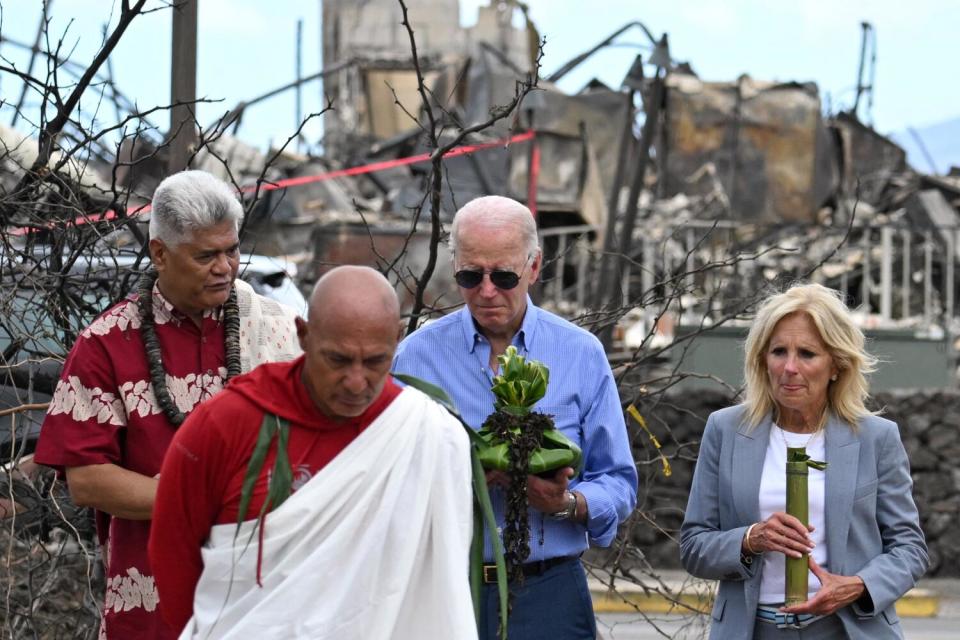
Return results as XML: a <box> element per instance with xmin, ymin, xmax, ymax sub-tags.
<box><xmin>480</xmin><ymin>557</ymin><xmax>597</xmax><ymax>640</ymax></box>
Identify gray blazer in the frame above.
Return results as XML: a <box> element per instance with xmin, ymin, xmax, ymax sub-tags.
<box><xmin>680</xmin><ymin>405</ymin><xmax>928</xmax><ymax>640</ymax></box>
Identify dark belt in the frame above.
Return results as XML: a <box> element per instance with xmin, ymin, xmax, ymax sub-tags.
<box><xmin>482</xmin><ymin>555</ymin><xmax>578</xmax><ymax>584</ymax></box>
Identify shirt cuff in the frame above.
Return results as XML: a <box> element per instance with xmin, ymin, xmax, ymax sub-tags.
<box><xmin>574</xmin><ymin>482</ymin><xmax>617</xmax><ymax>547</ymax></box>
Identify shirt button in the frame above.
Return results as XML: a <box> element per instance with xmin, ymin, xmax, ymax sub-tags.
<box><xmin>201</xmin><ymin>336</ymin><xmax>207</xmax><ymax>343</ymax></box>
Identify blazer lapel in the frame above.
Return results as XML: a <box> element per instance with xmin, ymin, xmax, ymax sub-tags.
<box><xmin>825</xmin><ymin>414</ymin><xmax>859</xmax><ymax>575</ymax></box>
<box><xmin>732</xmin><ymin>416</ymin><xmax>772</xmax><ymax>525</ymax></box>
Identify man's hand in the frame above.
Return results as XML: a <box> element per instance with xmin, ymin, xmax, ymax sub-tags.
<box><xmin>65</xmin><ymin>464</ymin><xmax>159</xmax><ymax>520</ymax></box>
<box><xmin>485</xmin><ymin>467</ymin><xmax>586</xmax><ymax>522</ymax></box>
<box><xmin>527</xmin><ymin>467</ymin><xmax>573</xmax><ymax>513</ymax></box>
<box><xmin>485</xmin><ymin>470</ymin><xmax>510</xmax><ymax>488</ymax></box>
<box><xmin>781</xmin><ymin>557</ymin><xmax>866</xmax><ymax>617</ymax></box>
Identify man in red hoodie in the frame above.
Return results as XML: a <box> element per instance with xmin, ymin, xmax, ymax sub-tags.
<box><xmin>149</xmin><ymin>266</ymin><xmax>477</xmax><ymax>640</ymax></box>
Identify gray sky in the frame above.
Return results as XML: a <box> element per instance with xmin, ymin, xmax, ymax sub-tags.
<box><xmin>1</xmin><ymin>1</ymin><xmax>957</xmax><ymax>164</ymax></box>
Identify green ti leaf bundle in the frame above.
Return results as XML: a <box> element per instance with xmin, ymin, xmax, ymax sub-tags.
<box><xmin>478</xmin><ymin>346</ymin><xmax>582</xmax><ymax>474</ymax></box>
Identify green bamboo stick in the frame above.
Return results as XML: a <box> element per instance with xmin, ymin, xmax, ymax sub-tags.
<box><xmin>785</xmin><ymin>447</ymin><xmax>810</xmax><ymax>606</ymax></box>
<box><xmin>784</xmin><ymin>446</ymin><xmax>828</xmax><ymax>606</ymax></box>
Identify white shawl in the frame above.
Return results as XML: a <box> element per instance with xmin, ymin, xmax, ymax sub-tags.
<box><xmin>234</xmin><ymin>279</ymin><xmax>301</xmax><ymax>372</ymax></box>
<box><xmin>181</xmin><ymin>387</ymin><xmax>477</xmax><ymax>640</ymax></box>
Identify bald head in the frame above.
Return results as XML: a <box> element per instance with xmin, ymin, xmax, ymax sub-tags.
<box><xmin>296</xmin><ymin>266</ymin><xmax>400</xmax><ymax>419</ymax></box>
<box><xmin>307</xmin><ymin>265</ymin><xmax>400</xmax><ymax>330</ymax></box>
<box><xmin>449</xmin><ymin>196</ymin><xmax>539</xmax><ymax>258</ymax></box>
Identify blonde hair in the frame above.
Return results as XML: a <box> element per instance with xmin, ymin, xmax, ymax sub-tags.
<box><xmin>743</xmin><ymin>283</ymin><xmax>878</xmax><ymax>429</ymax></box>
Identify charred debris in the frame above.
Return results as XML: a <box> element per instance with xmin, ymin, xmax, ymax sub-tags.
<box><xmin>4</xmin><ymin>1</ymin><xmax>959</xmax><ymax>352</ymax></box>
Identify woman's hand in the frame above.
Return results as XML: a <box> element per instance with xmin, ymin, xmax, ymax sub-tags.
<box><xmin>781</xmin><ymin>557</ymin><xmax>866</xmax><ymax>616</ymax></box>
<box><xmin>744</xmin><ymin>512</ymin><xmax>814</xmax><ymax>558</ymax></box>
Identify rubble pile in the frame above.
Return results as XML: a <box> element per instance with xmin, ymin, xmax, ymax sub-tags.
<box><xmin>0</xmin><ymin>470</ymin><xmax>101</xmax><ymax>637</ymax></box>
<box><xmin>3</xmin><ymin>1</ymin><xmax>959</xmax><ymax>333</ymax></box>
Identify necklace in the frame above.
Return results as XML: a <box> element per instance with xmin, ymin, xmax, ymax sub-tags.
<box><xmin>777</xmin><ymin>425</ymin><xmax>821</xmax><ymax>450</ymax></box>
<box><xmin>138</xmin><ymin>270</ymin><xmax>241</xmax><ymax>426</ymax></box>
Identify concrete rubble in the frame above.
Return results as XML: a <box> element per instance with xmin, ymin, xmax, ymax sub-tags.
<box><xmin>0</xmin><ymin>3</ymin><xmax>955</xmax><ymax>329</ymax></box>
<box><xmin>6</xmin><ymin>2</ymin><xmax>955</xmax><ymax>338</ymax></box>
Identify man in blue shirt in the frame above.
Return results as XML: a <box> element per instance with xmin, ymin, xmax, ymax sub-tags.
<box><xmin>393</xmin><ymin>195</ymin><xmax>638</xmax><ymax>639</ymax></box>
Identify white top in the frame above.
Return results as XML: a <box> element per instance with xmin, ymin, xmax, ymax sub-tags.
<box><xmin>757</xmin><ymin>425</ymin><xmax>828</xmax><ymax>604</ymax></box>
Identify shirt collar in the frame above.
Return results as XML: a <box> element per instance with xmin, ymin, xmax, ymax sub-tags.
<box><xmin>151</xmin><ymin>281</ymin><xmax>224</xmax><ymax>326</ymax></box>
<box><xmin>458</xmin><ymin>296</ymin><xmax>538</xmax><ymax>353</ymax></box>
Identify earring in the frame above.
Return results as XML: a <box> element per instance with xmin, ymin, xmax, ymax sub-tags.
<box><xmin>830</xmin><ymin>374</ymin><xmax>838</xmax><ymax>381</ymax></box>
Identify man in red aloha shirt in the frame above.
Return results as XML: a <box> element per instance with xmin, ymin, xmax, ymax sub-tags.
<box><xmin>149</xmin><ymin>266</ymin><xmax>477</xmax><ymax>640</ymax></box>
<box><xmin>34</xmin><ymin>170</ymin><xmax>300</xmax><ymax>640</ymax></box>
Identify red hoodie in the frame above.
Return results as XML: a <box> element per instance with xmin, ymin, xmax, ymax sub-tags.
<box><xmin>148</xmin><ymin>356</ymin><xmax>400</xmax><ymax>634</ymax></box>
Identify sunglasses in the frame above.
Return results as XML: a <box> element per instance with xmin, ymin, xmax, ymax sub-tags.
<box><xmin>454</xmin><ymin>269</ymin><xmax>522</xmax><ymax>290</ymax></box>
<box><xmin>454</xmin><ymin>257</ymin><xmax>532</xmax><ymax>290</ymax></box>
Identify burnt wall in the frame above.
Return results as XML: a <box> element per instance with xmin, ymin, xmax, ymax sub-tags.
<box><xmin>626</xmin><ymin>389</ymin><xmax>960</xmax><ymax>577</ymax></box>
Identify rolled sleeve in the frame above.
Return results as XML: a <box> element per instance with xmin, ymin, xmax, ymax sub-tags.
<box><xmin>573</xmin><ymin>359</ymin><xmax>638</xmax><ymax>547</ymax></box>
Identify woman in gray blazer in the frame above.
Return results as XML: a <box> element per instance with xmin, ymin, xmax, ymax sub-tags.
<box><xmin>680</xmin><ymin>283</ymin><xmax>928</xmax><ymax>639</ymax></box>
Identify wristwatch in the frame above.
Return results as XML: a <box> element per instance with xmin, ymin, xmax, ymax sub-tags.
<box><xmin>550</xmin><ymin>491</ymin><xmax>577</xmax><ymax>521</ymax></box>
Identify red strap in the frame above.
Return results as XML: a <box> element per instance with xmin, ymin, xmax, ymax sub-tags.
<box><xmin>8</xmin><ymin>131</ymin><xmax>536</xmax><ymax>236</ymax></box>
<box><xmin>526</xmin><ymin>133</ymin><xmax>540</xmax><ymax>218</ymax></box>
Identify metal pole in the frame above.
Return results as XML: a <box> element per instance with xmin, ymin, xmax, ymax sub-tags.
<box><xmin>525</xmin><ymin>110</ymin><xmax>539</xmax><ymax>218</ymax></box>
<box><xmin>319</xmin><ymin>0</ymin><xmax>324</xmax><ymax>108</ymax></box>
<box><xmin>546</xmin><ymin>21</ymin><xmax>655</xmax><ymax>83</ymax></box>
<box><xmin>554</xmin><ymin>233</ymin><xmax>568</xmax><ymax>307</ymax></box>
<box><xmin>11</xmin><ymin>0</ymin><xmax>54</xmax><ymax>127</ymax></box>
<box><xmin>641</xmin><ymin>234</ymin><xmax>654</xmax><ymax>300</ymax></box>
<box><xmin>621</xmin><ymin>265</ymin><xmax>631</xmax><ymax>308</ymax></box>
<box><xmin>169</xmin><ymin>0</ymin><xmax>198</xmax><ymax>173</ymax></box>
<box><xmin>852</xmin><ymin>22</ymin><xmax>871</xmax><ymax>117</ymax></box>
<box><xmin>576</xmin><ymin>240</ymin><xmax>589</xmax><ymax>311</ymax></box>
<box><xmin>616</xmin><ymin>64</ymin><xmax>664</xmax><ymax>268</ymax></box>
<box><xmin>296</xmin><ymin>18</ymin><xmax>304</xmax><ymax>151</ymax></box>
<box><xmin>880</xmin><ymin>226</ymin><xmax>892</xmax><ymax>321</ymax></box>
<box><xmin>861</xmin><ymin>228</ymin><xmax>871</xmax><ymax>313</ymax></box>
<box><xmin>902</xmin><ymin>229</ymin><xmax>911</xmax><ymax>320</ymax></box>
<box><xmin>102</xmin><ymin>24</ymin><xmax>124</xmax><ymax>127</ymax></box>
<box><xmin>726</xmin><ymin>77</ymin><xmax>744</xmax><ymax>212</ymax></box>
<box><xmin>599</xmin><ymin>58</ymin><xmax>666</xmax><ymax>349</ymax></box>
<box><xmin>948</xmin><ymin>229</ymin><xmax>957</xmax><ymax>321</ymax></box>
<box><xmin>214</xmin><ymin>57</ymin><xmax>356</xmax><ymax>133</ymax></box>
<box><xmin>924</xmin><ymin>231</ymin><xmax>933</xmax><ymax>326</ymax></box>
<box><xmin>595</xmin><ymin>88</ymin><xmax>636</xmax><ymax>308</ymax></box>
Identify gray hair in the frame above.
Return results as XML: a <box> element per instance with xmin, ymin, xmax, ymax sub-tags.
<box><xmin>149</xmin><ymin>170</ymin><xmax>244</xmax><ymax>246</ymax></box>
<box><xmin>449</xmin><ymin>196</ymin><xmax>539</xmax><ymax>258</ymax></box>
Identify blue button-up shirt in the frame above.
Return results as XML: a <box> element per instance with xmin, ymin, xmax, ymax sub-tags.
<box><xmin>393</xmin><ymin>299</ymin><xmax>638</xmax><ymax>562</ymax></box>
